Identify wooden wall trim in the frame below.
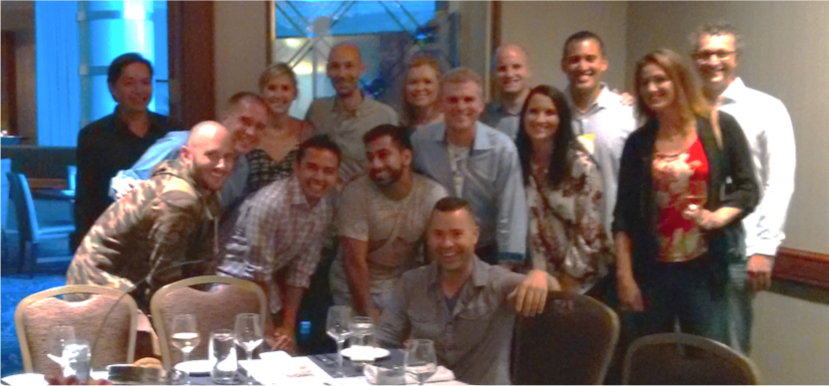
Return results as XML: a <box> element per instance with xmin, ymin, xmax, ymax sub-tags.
<box><xmin>774</xmin><ymin>247</ymin><xmax>829</xmax><ymax>289</ymax></box>
<box><xmin>167</xmin><ymin>1</ymin><xmax>216</xmax><ymax>130</ymax></box>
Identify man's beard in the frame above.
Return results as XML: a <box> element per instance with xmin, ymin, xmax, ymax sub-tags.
<box><xmin>370</xmin><ymin>166</ymin><xmax>404</xmax><ymax>187</ymax></box>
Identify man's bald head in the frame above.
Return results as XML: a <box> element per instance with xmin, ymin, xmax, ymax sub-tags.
<box><xmin>493</xmin><ymin>44</ymin><xmax>532</xmax><ymax>97</ymax></box>
<box><xmin>181</xmin><ymin>121</ymin><xmax>236</xmax><ymax>191</ymax></box>
<box><xmin>327</xmin><ymin>42</ymin><xmax>366</xmax><ymax>98</ymax></box>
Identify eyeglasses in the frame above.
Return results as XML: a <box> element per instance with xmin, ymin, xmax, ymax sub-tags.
<box><xmin>692</xmin><ymin>50</ymin><xmax>736</xmax><ymax>62</ymax></box>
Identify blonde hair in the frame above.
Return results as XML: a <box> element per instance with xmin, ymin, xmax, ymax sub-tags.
<box><xmin>258</xmin><ymin>62</ymin><xmax>298</xmax><ymax>96</ymax></box>
<box><xmin>634</xmin><ymin>48</ymin><xmax>709</xmax><ymax>123</ymax></box>
<box><xmin>439</xmin><ymin>67</ymin><xmax>484</xmax><ymax>97</ymax></box>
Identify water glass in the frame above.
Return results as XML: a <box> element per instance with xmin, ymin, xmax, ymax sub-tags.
<box><xmin>376</xmin><ymin>365</ymin><xmax>406</xmax><ymax>385</ymax></box>
<box><xmin>404</xmin><ymin>339</ymin><xmax>437</xmax><ymax>385</ymax></box>
<box><xmin>209</xmin><ymin>329</ymin><xmax>237</xmax><ymax>384</ymax></box>
<box><xmin>47</xmin><ymin>325</ymin><xmax>76</xmax><ymax>369</ymax></box>
<box><xmin>62</xmin><ymin>339</ymin><xmax>91</xmax><ymax>384</ymax></box>
<box><xmin>348</xmin><ymin>316</ymin><xmax>376</xmax><ymax>370</ymax></box>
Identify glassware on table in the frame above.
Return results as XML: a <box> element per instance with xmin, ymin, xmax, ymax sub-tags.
<box><xmin>47</xmin><ymin>325</ymin><xmax>76</xmax><ymax>370</ymax></box>
<box><xmin>404</xmin><ymin>339</ymin><xmax>437</xmax><ymax>385</ymax></box>
<box><xmin>348</xmin><ymin>316</ymin><xmax>376</xmax><ymax>370</ymax></box>
<box><xmin>376</xmin><ymin>365</ymin><xmax>406</xmax><ymax>385</ymax></box>
<box><xmin>686</xmin><ymin>180</ymin><xmax>708</xmax><ymax>211</ymax></box>
<box><xmin>325</xmin><ymin>305</ymin><xmax>353</xmax><ymax>378</ymax></box>
<box><xmin>234</xmin><ymin>313</ymin><xmax>263</xmax><ymax>384</ymax></box>
<box><xmin>170</xmin><ymin>314</ymin><xmax>200</xmax><ymax>363</ymax></box>
<box><xmin>62</xmin><ymin>339</ymin><xmax>91</xmax><ymax>384</ymax></box>
<box><xmin>209</xmin><ymin>329</ymin><xmax>237</xmax><ymax>385</ymax></box>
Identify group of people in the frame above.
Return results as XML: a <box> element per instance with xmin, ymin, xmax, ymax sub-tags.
<box><xmin>67</xmin><ymin>22</ymin><xmax>794</xmax><ymax>385</ymax></box>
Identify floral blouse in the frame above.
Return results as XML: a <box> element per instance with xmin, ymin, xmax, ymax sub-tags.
<box><xmin>244</xmin><ymin>147</ymin><xmax>298</xmax><ymax>195</ymax></box>
<box><xmin>528</xmin><ymin>146</ymin><xmax>613</xmax><ymax>294</ymax></box>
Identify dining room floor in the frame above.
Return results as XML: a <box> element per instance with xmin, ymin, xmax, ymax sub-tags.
<box><xmin>1</xmin><ymin>271</ymin><xmax>67</xmax><ymax>377</ymax></box>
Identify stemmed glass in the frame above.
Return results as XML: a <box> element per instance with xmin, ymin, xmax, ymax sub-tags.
<box><xmin>404</xmin><ymin>339</ymin><xmax>437</xmax><ymax>385</ymax></box>
<box><xmin>47</xmin><ymin>325</ymin><xmax>76</xmax><ymax>371</ymax></box>
<box><xmin>325</xmin><ymin>306</ymin><xmax>353</xmax><ymax>378</ymax></box>
<box><xmin>686</xmin><ymin>180</ymin><xmax>708</xmax><ymax>211</ymax></box>
<box><xmin>234</xmin><ymin>313</ymin><xmax>263</xmax><ymax>384</ymax></box>
<box><xmin>171</xmin><ymin>314</ymin><xmax>200</xmax><ymax>363</ymax></box>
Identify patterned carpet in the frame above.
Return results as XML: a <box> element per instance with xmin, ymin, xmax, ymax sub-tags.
<box><xmin>1</xmin><ymin>273</ymin><xmax>67</xmax><ymax>376</ymax></box>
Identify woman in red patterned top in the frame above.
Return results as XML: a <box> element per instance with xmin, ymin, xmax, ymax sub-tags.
<box><xmin>613</xmin><ymin>49</ymin><xmax>758</xmax><ymax>344</ymax></box>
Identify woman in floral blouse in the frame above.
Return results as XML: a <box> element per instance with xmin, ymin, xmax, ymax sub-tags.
<box><xmin>515</xmin><ymin>85</ymin><xmax>614</xmax><ymax>296</ymax></box>
<box><xmin>247</xmin><ymin>63</ymin><xmax>315</xmax><ymax>194</ymax></box>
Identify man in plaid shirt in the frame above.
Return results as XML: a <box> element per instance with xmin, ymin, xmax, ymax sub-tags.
<box><xmin>216</xmin><ymin>135</ymin><xmax>341</xmax><ymax>352</ymax></box>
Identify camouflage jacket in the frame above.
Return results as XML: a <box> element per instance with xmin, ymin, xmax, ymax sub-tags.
<box><xmin>66</xmin><ymin>158</ymin><xmax>221</xmax><ymax>311</ymax></box>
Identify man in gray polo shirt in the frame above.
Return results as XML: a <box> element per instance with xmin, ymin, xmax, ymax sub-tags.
<box><xmin>377</xmin><ymin>197</ymin><xmax>560</xmax><ymax>385</ymax></box>
<box><xmin>305</xmin><ymin>42</ymin><xmax>400</xmax><ymax>184</ymax></box>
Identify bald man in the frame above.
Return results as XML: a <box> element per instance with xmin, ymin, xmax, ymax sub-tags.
<box><xmin>481</xmin><ymin>44</ymin><xmax>533</xmax><ymax>140</ymax></box>
<box><xmin>67</xmin><ymin>120</ymin><xmax>236</xmax><ymax>311</ymax></box>
<box><xmin>305</xmin><ymin>42</ymin><xmax>399</xmax><ymax>183</ymax></box>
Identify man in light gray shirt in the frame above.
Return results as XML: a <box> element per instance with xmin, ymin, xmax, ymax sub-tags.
<box><xmin>305</xmin><ymin>42</ymin><xmax>399</xmax><ymax>184</ymax></box>
<box><xmin>377</xmin><ymin>197</ymin><xmax>560</xmax><ymax>385</ymax></box>
<box><xmin>330</xmin><ymin>124</ymin><xmax>448</xmax><ymax>321</ymax></box>
<box><xmin>560</xmin><ymin>31</ymin><xmax>637</xmax><ymax>234</ymax></box>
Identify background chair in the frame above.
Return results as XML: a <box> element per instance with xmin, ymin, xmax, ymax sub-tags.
<box><xmin>6</xmin><ymin>172</ymin><xmax>74</xmax><ymax>274</ymax></box>
<box><xmin>14</xmin><ymin>285</ymin><xmax>138</xmax><ymax>374</ymax></box>
<box><xmin>623</xmin><ymin>332</ymin><xmax>761</xmax><ymax>385</ymax></box>
<box><xmin>150</xmin><ymin>275</ymin><xmax>268</xmax><ymax>369</ymax></box>
<box><xmin>511</xmin><ymin>291</ymin><xmax>620</xmax><ymax>385</ymax></box>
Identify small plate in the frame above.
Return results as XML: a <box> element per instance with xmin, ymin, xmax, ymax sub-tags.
<box><xmin>341</xmin><ymin>346</ymin><xmax>391</xmax><ymax>360</ymax></box>
<box><xmin>175</xmin><ymin>359</ymin><xmax>212</xmax><ymax>375</ymax></box>
<box><xmin>0</xmin><ymin>373</ymin><xmax>48</xmax><ymax>386</ymax></box>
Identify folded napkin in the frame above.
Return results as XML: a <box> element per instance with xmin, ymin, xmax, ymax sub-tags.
<box><xmin>363</xmin><ymin>364</ymin><xmax>455</xmax><ymax>384</ymax></box>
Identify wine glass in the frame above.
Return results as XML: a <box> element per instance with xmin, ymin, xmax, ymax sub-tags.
<box><xmin>404</xmin><ymin>339</ymin><xmax>437</xmax><ymax>385</ymax></box>
<box><xmin>171</xmin><ymin>314</ymin><xmax>200</xmax><ymax>364</ymax></box>
<box><xmin>686</xmin><ymin>180</ymin><xmax>708</xmax><ymax>211</ymax></box>
<box><xmin>47</xmin><ymin>325</ymin><xmax>76</xmax><ymax>370</ymax></box>
<box><xmin>234</xmin><ymin>313</ymin><xmax>263</xmax><ymax>360</ymax></box>
<box><xmin>348</xmin><ymin>316</ymin><xmax>376</xmax><ymax>370</ymax></box>
<box><xmin>326</xmin><ymin>306</ymin><xmax>353</xmax><ymax>378</ymax></box>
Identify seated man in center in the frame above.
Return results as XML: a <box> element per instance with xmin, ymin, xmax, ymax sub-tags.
<box><xmin>329</xmin><ymin>124</ymin><xmax>448</xmax><ymax>322</ymax></box>
<box><xmin>377</xmin><ymin>197</ymin><xmax>561</xmax><ymax>385</ymax></box>
<box><xmin>215</xmin><ymin>135</ymin><xmax>341</xmax><ymax>352</ymax></box>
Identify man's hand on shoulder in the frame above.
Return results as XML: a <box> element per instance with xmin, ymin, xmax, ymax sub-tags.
<box><xmin>110</xmin><ymin>176</ymin><xmax>141</xmax><ymax>200</ymax></box>
<box><xmin>508</xmin><ymin>269</ymin><xmax>560</xmax><ymax>317</ymax></box>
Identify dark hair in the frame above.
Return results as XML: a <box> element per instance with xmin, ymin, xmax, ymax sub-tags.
<box><xmin>634</xmin><ymin>49</ymin><xmax>709</xmax><ymax>123</ymax></box>
<box><xmin>432</xmin><ymin>197</ymin><xmax>477</xmax><ymax>224</ymax></box>
<box><xmin>363</xmin><ymin>124</ymin><xmax>412</xmax><ymax>152</ymax></box>
<box><xmin>515</xmin><ymin>85</ymin><xmax>575</xmax><ymax>188</ymax></box>
<box><xmin>297</xmin><ymin>135</ymin><xmax>342</xmax><ymax>165</ymax></box>
<box><xmin>107</xmin><ymin>53</ymin><xmax>153</xmax><ymax>85</ymax></box>
<box><xmin>689</xmin><ymin>22</ymin><xmax>743</xmax><ymax>54</ymax></box>
<box><xmin>561</xmin><ymin>30</ymin><xmax>605</xmax><ymax>61</ymax></box>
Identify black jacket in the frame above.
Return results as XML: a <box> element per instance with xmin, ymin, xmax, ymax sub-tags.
<box><xmin>612</xmin><ymin>112</ymin><xmax>759</xmax><ymax>284</ymax></box>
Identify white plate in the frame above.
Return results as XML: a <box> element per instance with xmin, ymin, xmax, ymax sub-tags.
<box><xmin>175</xmin><ymin>359</ymin><xmax>212</xmax><ymax>375</ymax></box>
<box><xmin>341</xmin><ymin>346</ymin><xmax>390</xmax><ymax>360</ymax></box>
<box><xmin>0</xmin><ymin>373</ymin><xmax>48</xmax><ymax>386</ymax></box>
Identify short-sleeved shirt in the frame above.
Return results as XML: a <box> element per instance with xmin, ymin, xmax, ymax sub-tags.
<box><xmin>305</xmin><ymin>94</ymin><xmax>400</xmax><ymax>183</ymax></box>
<box><xmin>376</xmin><ymin>256</ymin><xmax>525</xmax><ymax>385</ymax></box>
<box><xmin>652</xmin><ymin>137</ymin><xmax>710</xmax><ymax>262</ymax></box>
<box><xmin>215</xmin><ymin>176</ymin><xmax>333</xmax><ymax>313</ymax></box>
<box><xmin>481</xmin><ymin>99</ymin><xmax>520</xmax><ymax>141</ymax></box>
<box><xmin>329</xmin><ymin>174</ymin><xmax>448</xmax><ymax>297</ymax></box>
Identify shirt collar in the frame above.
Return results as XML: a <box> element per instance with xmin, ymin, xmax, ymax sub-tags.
<box><xmin>287</xmin><ymin>176</ymin><xmax>313</xmax><ymax>208</ymax></box>
<box><xmin>718</xmin><ymin>77</ymin><xmax>746</xmax><ymax>106</ymax></box>
<box><xmin>112</xmin><ymin>106</ymin><xmax>167</xmax><ymax>137</ymax></box>
<box><xmin>564</xmin><ymin>83</ymin><xmax>613</xmax><ymax>115</ymax></box>
<box><xmin>426</xmin><ymin>254</ymin><xmax>489</xmax><ymax>290</ymax></box>
<box><xmin>430</xmin><ymin>122</ymin><xmax>494</xmax><ymax>151</ymax></box>
<box><xmin>331</xmin><ymin>91</ymin><xmax>370</xmax><ymax>118</ymax></box>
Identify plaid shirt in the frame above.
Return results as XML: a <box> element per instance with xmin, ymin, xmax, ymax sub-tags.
<box><xmin>216</xmin><ymin>176</ymin><xmax>332</xmax><ymax>313</ymax></box>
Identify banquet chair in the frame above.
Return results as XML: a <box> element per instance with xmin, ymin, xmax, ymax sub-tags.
<box><xmin>511</xmin><ymin>292</ymin><xmax>620</xmax><ymax>385</ymax></box>
<box><xmin>622</xmin><ymin>332</ymin><xmax>761</xmax><ymax>384</ymax></box>
<box><xmin>15</xmin><ymin>285</ymin><xmax>138</xmax><ymax>374</ymax></box>
<box><xmin>6</xmin><ymin>172</ymin><xmax>75</xmax><ymax>274</ymax></box>
<box><xmin>150</xmin><ymin>275</ymin><xmax>268</xmax><ymax>369</ymax></box>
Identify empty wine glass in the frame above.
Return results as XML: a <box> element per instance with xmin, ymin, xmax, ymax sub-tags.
<box><xmin>47</xmin><ymin>325</ymin><xmax>76</xmax><ymax>370</ymax></box>
<box><xmin>171</xmin><ymin>314</ymin><xmax>200</xmax><ymax>363</ymax></box>
<box><xmin>235</xmin><ymin>313</ymin><xmax>263</xmax><ymax>385</ymax></box>
<box><xmin>405</xmin><ymin>339</ymin><xmax>437</xmax><ymax>385</ymax></box>
<box><xmin>326</xmin><ymin>306</ymin><xmax>353</xmax><ymax>378</ymax></box>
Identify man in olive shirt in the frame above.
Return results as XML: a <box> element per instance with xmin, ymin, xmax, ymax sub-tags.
<box><xmin>377</xmin><ymin>197</ymin><xmax>560</xmax><ymax>385</ymax></box>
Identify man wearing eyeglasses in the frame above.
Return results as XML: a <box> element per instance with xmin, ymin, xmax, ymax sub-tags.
<box><xmin>690</xmin><ymin>23</ymin><xmax>796</xmax><ymax>354</ymax></box>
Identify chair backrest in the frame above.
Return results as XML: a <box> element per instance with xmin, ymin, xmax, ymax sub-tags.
<box><xmin>623</xmin><ymin>332</ymin><xmax>761</xmax><ymax>385</ymax></box>
<box><xmin>150</xmin><ymin>275</ymin><xmax>268</xmax><ymax>369</ymax></box>
<box><xmin>6</xmin><ymin>172</ymin><xmax>37</xmax><ymax>242</ymax></box>
<box><xmin>511</xmin><ymin>291</ymin><xmax>620</xmax><ymax>385</ymax></box>
<box><xmin>14</xmin><ymin>285</ymin><xmax>138</xmax><ymax>373</ymax></box>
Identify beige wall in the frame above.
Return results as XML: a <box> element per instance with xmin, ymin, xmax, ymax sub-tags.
<box><xmin>500</xmin><ymin>1</ymin><xmax>629</xmax><ymax>93</ymax></box>
<box><xmin>213</xmin><ymin>1</ymin><xmax>268</xmax><ymax>114</ymax></box>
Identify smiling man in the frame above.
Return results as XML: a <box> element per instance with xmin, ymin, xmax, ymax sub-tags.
<box><xmin>410</xmin><ymin>68</ymin><xmax>528</xmax><ymax>267</ymax></box>
<box><xmin>377</xmin><ymin>197</ymin><xmax>560</xmax><ymax>385</ymax></box>
<box><xmin>67</xmin><ymin>120</ymin><xmax>236</xmax><ymax>312</ymax></box>
<box><xmin>690</xmin><ymin>23</ymin><xmax>796</xmax><ymax>354</ymax></box>
<box><xmin>305</xmin><ymin>42</ymin><xmax>399</xmax><ymax>184</ymax></box>
<box><xmin>216</xmin><ymin>135</ymin><xmax>341</xmax><ymax>353</ymax></box>
<box><xmin>481</xmin><ymin>44</ymin><xmax>533</xmax><ymax>140</ymax></box>
<box><xmin>329</xmin><ymin>124</ymin><xmax>448</xmax><ymax>321</ymax></box>
<box><xmin>560</xmin><ymin>31</ymin><xmax>637</xmax><ymax>235</ymax></box>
